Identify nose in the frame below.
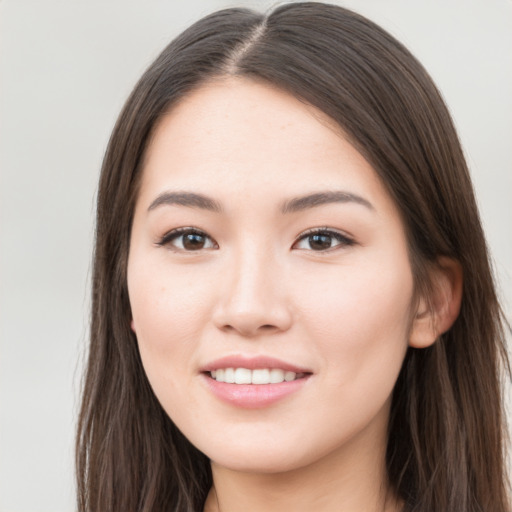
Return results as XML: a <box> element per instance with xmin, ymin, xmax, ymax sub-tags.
<box><xmin>212</xmin><ymin>247</ymin><xmax>293</xmax><ymax>338</ymax></box>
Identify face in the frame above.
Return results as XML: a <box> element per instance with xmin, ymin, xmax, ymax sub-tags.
<box><xmin>127</xmin><ymin>78</ymin><xmax>415</xmax><ymax>474</ymax></box>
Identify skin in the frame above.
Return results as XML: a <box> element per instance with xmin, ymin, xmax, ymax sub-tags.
<box><xmin>127</xmin><ymin>77</ymin><xmax>454</xmax><ymax>511</ymax></box>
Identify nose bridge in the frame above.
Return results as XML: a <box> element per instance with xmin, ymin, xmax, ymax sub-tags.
<box><xmin>213</xmin><ymin>238</ymin><xmax>292</xmax><ymax>336</ymax></box>
<box><xmin>233</xmin><ymin>241</ymin><xmax>275</xmax><ymax>304</ymax></box>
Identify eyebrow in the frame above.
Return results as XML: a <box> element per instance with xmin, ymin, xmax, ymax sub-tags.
<box><xmin>281</xmin><ymin>191</ymin><xmax>374</xmax><ymax>213</ymax></box>
<box><xmin>148</xmin><ymin>191</ymin><xmax>223</xmax><ymax>213</ymax></box>
<box><xmin>147</xmin><ymin>190</ymin><xmax>374</xmax><ymax>214</ymax></box>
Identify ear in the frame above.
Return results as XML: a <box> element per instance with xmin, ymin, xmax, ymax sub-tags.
<box><xmin>409</xmin><ymin>257</ymin><xmax>463</xmax><ymax>349</ymax></box>
<box><xmin>130</xmin><ymin>319</ymin><xmax>136</xmax><ymax>333</ymax></box>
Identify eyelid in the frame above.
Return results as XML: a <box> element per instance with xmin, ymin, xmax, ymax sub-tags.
<box><xmin>155</xmin><ymin>226</ymin><xmax>354</xmax><ymax>252</ymax></box>
<box><xmin>156</xmin><ymin>226</ymin><xmax>218</xmax><ymax>251</ymax></box>
<box><xmin>292</xmin><ymin>227</ymin><xmax>355</xmax><ymax>251</ymax></box>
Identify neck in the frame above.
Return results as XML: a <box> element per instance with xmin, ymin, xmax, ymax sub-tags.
<box><xmin>203</xmin><ymin>419</ymin><xmax>401</xmax><ymax>512</ymax></box>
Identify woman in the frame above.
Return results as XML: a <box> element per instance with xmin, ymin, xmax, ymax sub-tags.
<box><xmin>76</xmin><ymin>2</ymin><xmax>510</xmax><ymax>511</ymax></box>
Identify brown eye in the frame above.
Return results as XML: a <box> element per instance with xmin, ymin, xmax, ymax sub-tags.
<box><xmin>293</xmin><ymin>229</ymin><xmax>354</xmax><ymax>252</ymax></box>
<box><xmin>308</xmin><ymin>234</ymin><xmax>334</xmax><ymax>251</ymax></box>
<box><xmin>182</xmin><ymin>232</ymin><xmax>207</xmax><ymax>250</ymax></box>
<box><xmin>158</xmin><ymin>228</ymin><xmax>217</xmax><ymax>251</ymax></box>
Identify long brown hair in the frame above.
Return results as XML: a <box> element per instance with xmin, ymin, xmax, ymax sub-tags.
<box><xmin>76</xmin><ymin>3</ymin><xmax>510</xmax><ymax>511</ymax></box>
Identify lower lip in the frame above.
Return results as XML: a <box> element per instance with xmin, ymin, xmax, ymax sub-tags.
<box><xmin>202</xmin><ymin>374</ymin><xmax>311</xmax><ymax>409</ymax></box>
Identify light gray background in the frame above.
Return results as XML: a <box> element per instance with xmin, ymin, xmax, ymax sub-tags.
<box><xmin>1</xmin><ymin>1</ymin><xmax>511</xmax><ymax>511</ymax></box>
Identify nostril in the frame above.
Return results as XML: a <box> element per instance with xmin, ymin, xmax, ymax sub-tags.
<box><xmin>219</xmin><ymin>323</ymin><xmax>279</xmax><ymax>337</ymax></box>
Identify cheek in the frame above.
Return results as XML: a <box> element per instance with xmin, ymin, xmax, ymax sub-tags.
<box><xmin>127</xmin><ymin>258</ymin><xmax>213</xmax><ymax>395</ymax></box>
<box><xmin>129</xmin><ymin>255</ymin><xmax>211</xmax><ymax>338</ymax></box>
<box><xmin>287</xmin><ymin>257</ymin><xmax>413</xmax><ymax>450</ymax></box>
<box><xmin>296</xmin><ymin>253</ymin><xmax>414</xmax><ymax>383</ymax></box>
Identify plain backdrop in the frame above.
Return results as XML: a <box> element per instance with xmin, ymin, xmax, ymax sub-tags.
<box><xmin>1</xmin><ymin>1</ymin><xmax>511</xmax><ymax>511</ymax></box>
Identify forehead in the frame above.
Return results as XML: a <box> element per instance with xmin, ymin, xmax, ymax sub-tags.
<box><xmin>138</xmin><ymin>77</ymin><xmax>396</xmax><ymax>218</ymax></box>
<box><xmin>145</xmin><ymin>77</ymin><xmax>345</xmax><ymax>164</ymax></box>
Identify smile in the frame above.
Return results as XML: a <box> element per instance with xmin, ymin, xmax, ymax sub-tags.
<box><xmin>201</xmin><ymin>358</ymin><xmax>312</xmax><ymax>408</ymax></box>
<box><xmin>210</xmin><ymin>368</ymin><xmax>307</xmax><ymax>384</ymax></box>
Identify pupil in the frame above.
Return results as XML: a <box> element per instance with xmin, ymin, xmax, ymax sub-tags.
<box><xmin>183</xmin><ymin>233</ymin><xmax>205</xmax><ymax>250</ymax></box>
<box><xmin>309</xmin><ymin>234</ymin><xmax>332</xmax><ymax>250</ymax></box>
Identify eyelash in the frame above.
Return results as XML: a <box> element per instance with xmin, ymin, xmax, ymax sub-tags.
<box><xmin>156</xmin><ymin>227</ymin><xmax>355</xmax><ymax>253</ymax></box>
<box><xmin>293</xmin><ymin>227</ymin><xmax>355</xmax><ymax>252</ymax></box>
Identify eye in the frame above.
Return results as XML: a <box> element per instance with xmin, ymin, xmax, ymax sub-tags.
<box><xmin>157</xmin><ymin>228</ymin><xmax>218</xmax><ymax>251</ymax></box>
<box><xmin>293</xmin><ymin>228</ymin><xmax>354</xmax><ymax>252</ymax></box>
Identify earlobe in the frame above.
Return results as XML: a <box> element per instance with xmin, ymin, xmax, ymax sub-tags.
<box><xmin>409</xmin><ymin>257</ymin><xmax>463</xmax><ymax>349</ymax></box>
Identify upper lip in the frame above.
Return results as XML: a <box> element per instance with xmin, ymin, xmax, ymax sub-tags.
<box><xmin>201</xmin><ymin>355</ymin><xmax>312</xmax><ymax>374</ymax></box>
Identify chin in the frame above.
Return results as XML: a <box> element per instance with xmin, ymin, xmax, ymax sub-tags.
<box><xmin>196</xmin><ymin>431</ymin><xmax>334</xmax><ymax>475</ymax></box>
<box><xmin>209</xmin><ymin>450</ymin><xmax>306</xmax><ymax>474</ymax></box>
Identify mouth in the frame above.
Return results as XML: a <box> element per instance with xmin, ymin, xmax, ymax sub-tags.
<box><xmin>206</xmin><ymin>368</ymin><xmax>309</xmax><ymax>384</ymax></box>
<box><xmin>200</xmin><ymin>356</ymin><xmax>312</xmax><ymax>408</ymax></box>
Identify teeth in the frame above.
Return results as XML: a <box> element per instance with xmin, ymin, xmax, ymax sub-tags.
<box><xmin>269</xmin><ymin>368</ymin><xmax>285</xmax><ymax>383</ymax></box>
<box><xmin>252</xmin><ymin>368</ymin><xmax>270</xmax><ymax>384</ymax></box>
<box><xmin>210</xmin><ymin>368</ymin><xmax>301</xmax><ymax>384</ymax></box>
<box><xmin>234</xmin><ymin>368</ymin><xmax>252</xmax><ymax>384</ymax></box>
<box><xmin>224</xmin><ymin>368</ymin><xmax>235</xmax><ymax>383</ymax></box>
<box><xmin>284</xmin><ymin>371</ymin><xmax>296</xmax><ymax>382</ymax></box>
